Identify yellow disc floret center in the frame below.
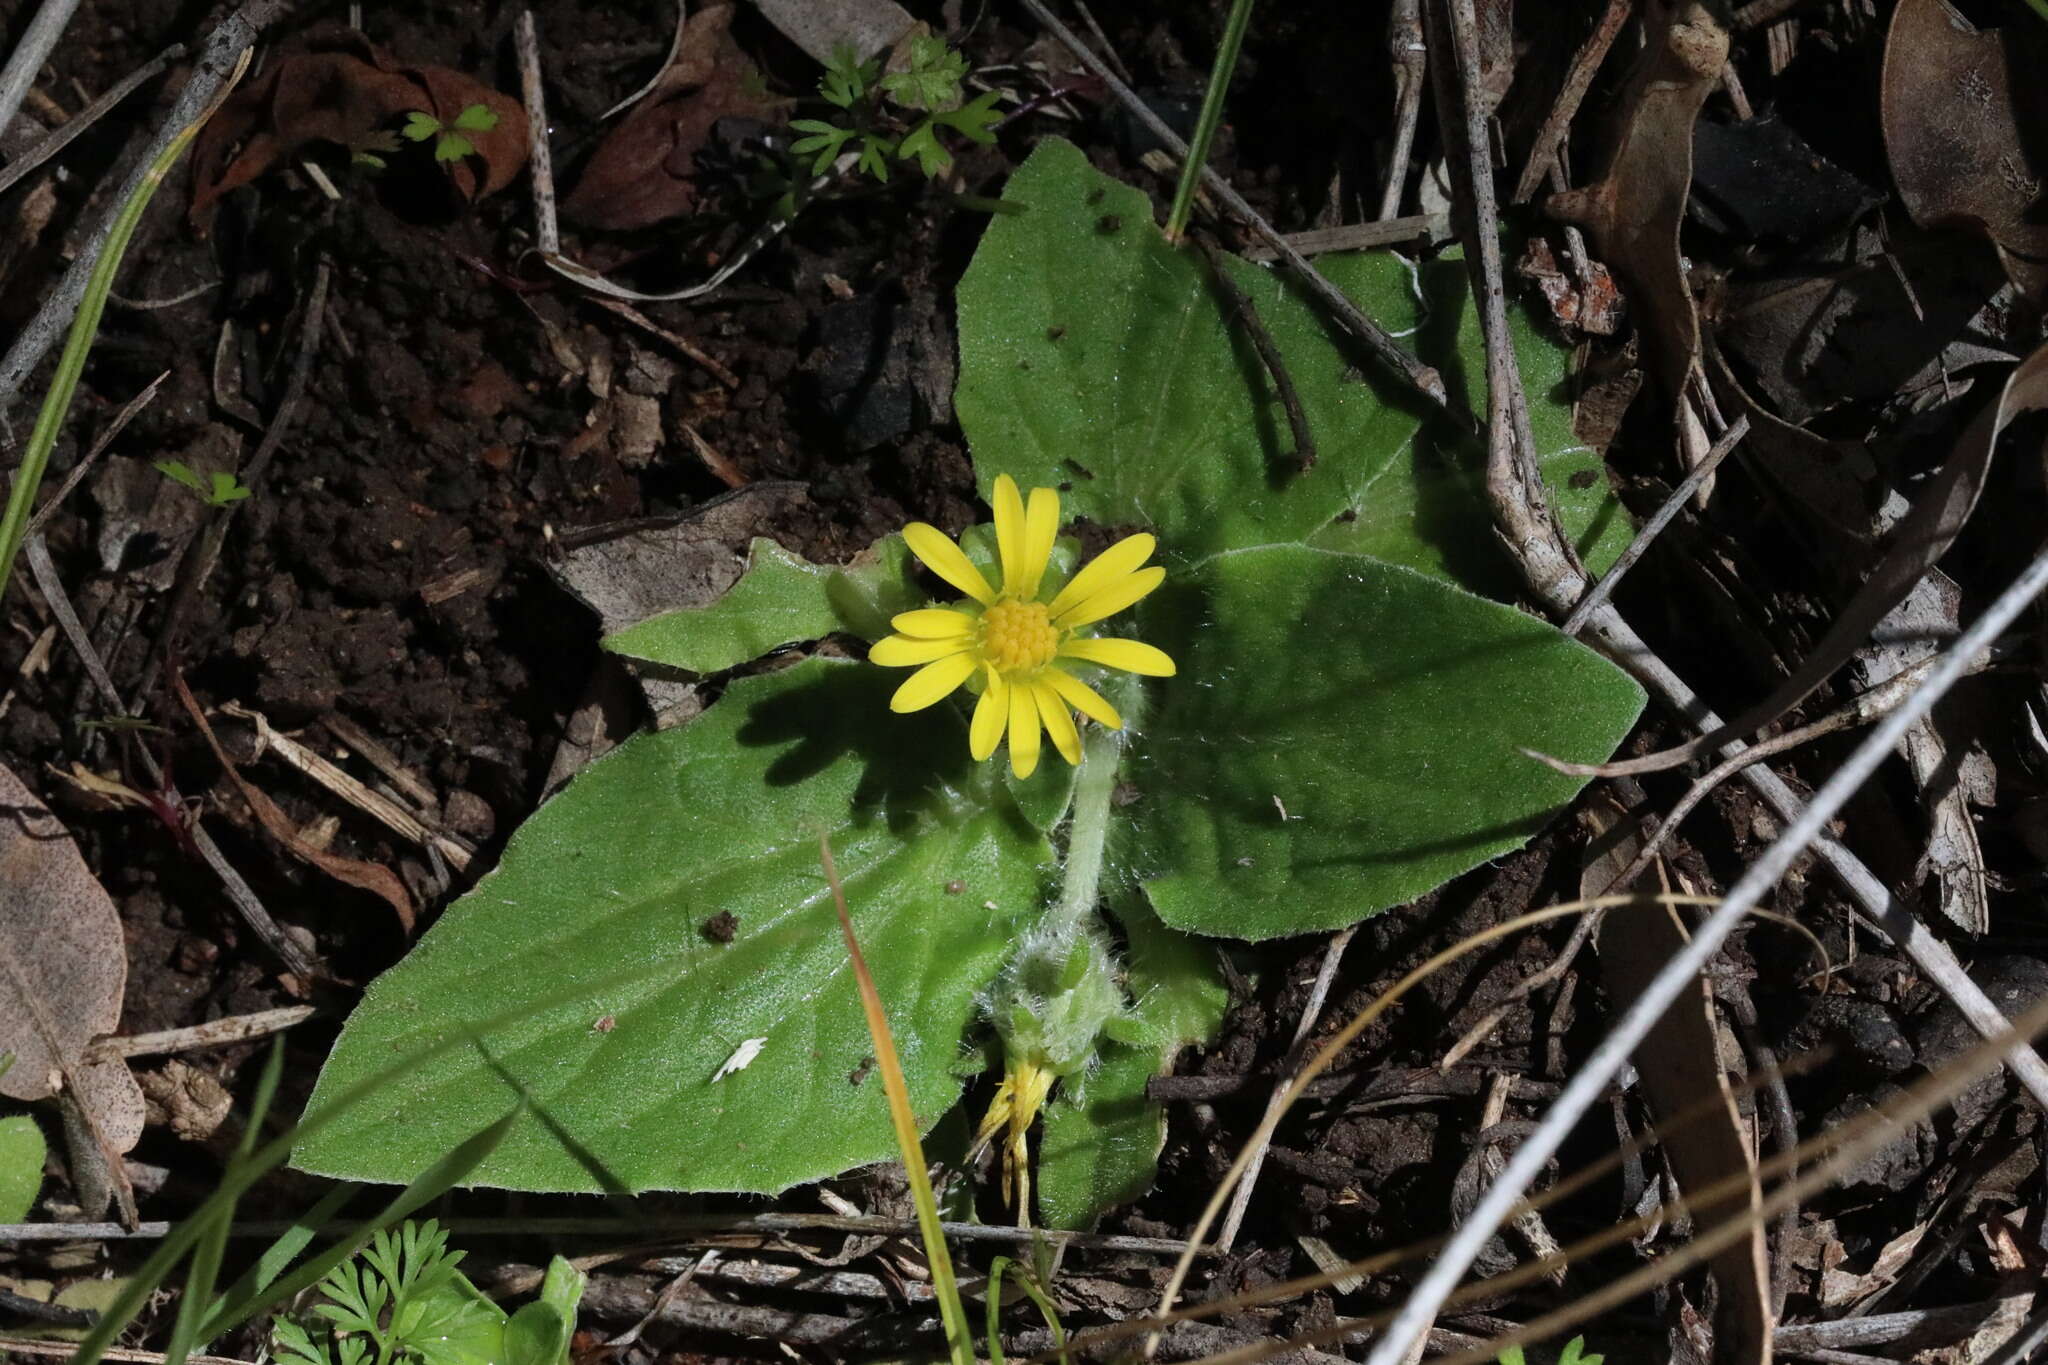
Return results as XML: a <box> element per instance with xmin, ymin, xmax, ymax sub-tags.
<box><xmin>981</xmin><ymin>598</ymin><xmax>1061</xmax><ymax>674</ymax></box>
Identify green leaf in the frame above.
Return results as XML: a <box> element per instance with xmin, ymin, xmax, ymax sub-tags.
<box><xmin>1035</xmin><ymin>899</ymin><xmax>1227</xmax><ymax>1227</ymax></box>
<box><xmin>295</xmin><ymin>659</ymin><xmax>1051</xmax><ymax>1193</ymax></box>
<box><xmin>935</xmin><ymin>90</ymin><xmax>1003</xmax><ymax>146</ymax></box>
<box><xmin>897</xmin><ymin>121</ymin><xmax>952</xmax><ymax>178</ymax></box>
<box><xmin>400</xmin><ymin>111</ymin><xmax>441</xmax><ymax>143</ymax></box>
<box><xmin>503</xmin><ymin>1303</ymin><xmax>567</xmax><ymax>1365</ymax></box>
<box><xmin>881</xmin><ymin>35</ymin><xmax>967</xmax><ymax>111</ymax></box>
<box><xmin>1125</xmin><ymin>547</ymin><xmax>1643</xmax><ymax>939</ymax></box>
<box><xmin>208</xmin><ymin>471</ymin><xmax>251</xmax><ymax>505</ymax></box>
<box><xmin>604</xmin><ymin>537</ymin><xmax>921</xmax><ymax>674</ymax></box>
<box><xmin>434</xmin><ymin>133</ymin><xmax>477</xmax><ymax>163</ymax></box>
<box><xmin>0</xmin><ymin>1114</ymin><xmax>44</xmax><ymax>1222</ymax></box>
<box><xmin>451</xmin><ymin>103</ymin><xmax>499</xmax><ymax>134</ymax></box>
<box><xmin>154</xmin><ymin>458</ymin><xmax>205</xmax><ymax>494</ymax></box>
<box><xmin>955</xmin><ymin>137</ymin><xmax>1623</xmax><ymax>585</ymax></box>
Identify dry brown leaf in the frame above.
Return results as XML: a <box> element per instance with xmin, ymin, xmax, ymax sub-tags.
<box><xmin>1545</xmin><ymin>0</ymin><xmax>1728</xmax><ymax>399</ymax></box>
<box><xmin>190</xmin><ymin>28</ymin><xmax>528</xmax><ymax>227</ymax></box>
<box><xmin>562</xmin><ymin>5</ymin><xmax>786</xmax><ymax>231</ymax></box>
<box><xmin>1882</xmin><ymin>0</ymin><xmax>2048</xmax><ymax>301</ymax></box>
<box><xmin>0</xmin><ymin>762</ymin><xmax>128</xmax><ymax>1104</ymax></box>
<box><xmin>1583</xmin><ymin>805</ymin><xmax>1772</xmax><ymax>1365</ymax></box>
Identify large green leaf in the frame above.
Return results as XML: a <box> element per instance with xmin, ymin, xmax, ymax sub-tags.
<box><xmin>955</xmin><ymin>137</ymin><xmax>1625</xmax><ymax>583</ymax></box>
<box><xmin>1036</xmin><ymin>899</ymin><xmax>1227</xmax><ymax>1228</ymax></box>
<box><xmin>1124</xmin><ymin>547</ymin><xmax>1643</xmax><ymax>939</ymax></box>
<box><xmin>294</xmin><ymin>660</ymin><xmax>1052</xmax><ymax>1193</ymax></box>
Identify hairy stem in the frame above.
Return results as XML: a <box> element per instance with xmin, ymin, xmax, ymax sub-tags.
<box><xmin>1048</xmin><ymin>675</ymin><xmax>1145</xmax><ymax>937</ymax></box>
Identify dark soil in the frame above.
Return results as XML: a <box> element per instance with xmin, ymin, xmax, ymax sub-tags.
<box><xmin>3</xmin><ymin>0</ymin><xmax>2045</xmax><ymax>1361</ymax></box>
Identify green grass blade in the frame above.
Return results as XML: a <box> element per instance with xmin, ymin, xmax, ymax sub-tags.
<box><xmin>1163</xmin><ymin>0</ymin><xmax>1255</xmax><ymax>242</ymax></box>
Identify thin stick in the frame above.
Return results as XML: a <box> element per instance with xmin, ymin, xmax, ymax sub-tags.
<box><xmin>1017</xmin><ymin>0</ymin><xmax>1450</xmax><ymax>412</ymax></box>
<box><xmin>0</xmin><ymin>1212</ymin><xmax>1204</xmax><ymax>1256</ymax></box>
<box><xmin>0</xmin><ymin>0</ymin><xmax>87</xmax><ymax>149</ymax></box>
<box><xmin>1561</xmin><ymin>415</ymin><xmax>1747</xmax><ymax>634</ymax></box>
<box><xmin>149</xmin><ymin>260</ymin><xmax>329</xmax><ymax>671</ymax></box>
<box><xmin>0</xmin><ymin>0</ymin><xmax>289</xmax><ymax>417</ymax></box>
<box><xmin>85</xmin><ymin>1006</ymin><xmax>318</xmax><ymax>1061</ymax></box>
<box><xmin>1215</xmin><ymin>924</ymin><xmax>1356</xmax><ymax>1250</ymax></box>
<box><xmin>0</xmin><ymin>44</ymin><xmax>185</xmax><ymax>197</ymax></box>
<box><xmin>1511</xmin><ymin>0</ymin><xmax>1631</xmax><ymax>205</ymax></box>
<box><xmin>1377</xmin><ymin>0</ymin><xmax>1425</xmax><ymax>221</ymax></box>
<box><xmin>1360</xmin><ymin>540</ymin><xmax>2048</xmax><ymax>1364</ymax></box>
<box><xmin>515</xmin><ymin>11</ymin><xmax>559</xmax><ymax>257</ymax></box>
<box><xmin>23</xmin><ymin>370</ymin><xmax>168</xmax><ymax>540</ymax></box>
<box><xmin>1195</xmin><ymin>238</ymin><xmax>1315</xmax><ymax>472</ymax></box>
<box><xmin>22</xmin><ymin>534</ymin><xmax>319</xmax><ymax>980</ymax></box>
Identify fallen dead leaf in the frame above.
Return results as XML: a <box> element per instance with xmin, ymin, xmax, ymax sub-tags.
<box><xmin>1882</xmin><ymin>0</ymin><xmax>2048</xmax><ymax>301</ymax></box>
<box><xmin>0</xmin><ymin>760</ymin><xmax>144</xmax><ymax>1223</ymax></box>
<box><xmin>1545</xmin><ymin>0</ymin><xmax>1729</xmax><ymax>399</ymax></box>
<box><xmin>0</xmin><ymin>762</ymin><xmax>128</xmax><ymax>1106</ymax></box>
<box><xmin>190</xmin><ymin>27</ymin><xmax>528</xmax><ymax>227</ymax></box>
<box><xmin>561</xmin><ymin>5</ymin><xmax>787</xmax><ymax>231</ymax></box>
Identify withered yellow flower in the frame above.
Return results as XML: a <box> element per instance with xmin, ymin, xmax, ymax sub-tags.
<box><xmin>869</xmin><ymin>475</ymin><xmax>1175</xmax><ymax>777</ymax></box>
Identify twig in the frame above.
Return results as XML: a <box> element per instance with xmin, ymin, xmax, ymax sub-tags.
<box><xmin>1070</xmin><ymin>0</ymin><xmax>1133</xmax><ymax>83</ymax></box>
<box><xmin>22</xmin><ymin>370</ymin><xmax>168</xmax><ymax>541</ymax></box>
<box><xmin>0</xmin><ymin>0</ymin><xmax>86</xmax><ymax>150</ymax></box>
<box><xmin>1561</xmin><ymin>414</ymin><xmax>1747</xmax><ymax>635</ymax></box>
<box><xmin>1215</xmin><ymin>925</ymin><xmax>1356</xmax><ymax>1249</ymax></box>
<box><xmin>1017</xmin><ymin>0</ymin><xmax>1451</xmax><ymax>413</ymax></box>
<box><xmin>0</xmin><ymin>0</ymin><xmax>291</xmax><ymax>419</ymax></box>
<box><xmin>85</xmin><ymin>1006</ymin><xmax>317</xmax><ymax>1061</ymax></box>
<box><xmin>1378</xmin><ymin>0</ymin><xmax>1426</xmax><ymax>221</ymax></box>
<box><xmin>588</xmin><ymin>297</ymin><xmax>740</xmax><ymax>388</ymax></box>
<box><xmin>677</xmin><ymin>419</ymin><xmax>748</xmax><ymax>489</ymax></box>
<box><xmin>0</xmin><ymin>44</ymin><xmax>185</xmax><ymax>197</ymax></box>
<box><xmin>1511</xmin><ymin>0</ymin><xmax>1632</xmax><ymax>205</ymax></box>
<box><xmin>1195</xmin><ymin>238</ymin><xmax>1315</xmax><ymax>473</ymax></box>
<box><xmin>1238</xmin><ymin>214</ymin><xmax>1451</xmax><ymax>261</ymax></box>
<box><xmin>515</xmin><ymin>9</ymin><xmax>795</xmax><ymax>303</ymax></box>
<box><xmin>0</xmin><ymin>1213</ymin><xmax>1209</xmax><ymax>1256</ymax></box>
<box><xmin>22</xmin><ymin>534</ymin><xmax>319</xmax><ymax>980</ymax></box>
<box><xmin>0</xmin><ymin>1343</ymin><xmax>248</xmax><ymax>1365</ymax></box>
<box><xmin>1362</xmin><ymin>540</ymin><xmax>2048</xmax><ymax>1365</ymax></box>
<box><xmin>515</xmin><ymin>11</ymin><xmax>559</xmax><ymax>257</ymax></box>
<box><xmin>149</xmin><ymin>260</ymin><xmax>329</xmax><ymax>670</ymax></box>
<box><xmin>223</xmin><ymin>700</ymin><xmax>474</xmax><ymax>872</ymax></box>
<box><xmin>1146</xmin><ymin>1068</ymin><xmax>1561</xmax><ymax>1104</ymax></box>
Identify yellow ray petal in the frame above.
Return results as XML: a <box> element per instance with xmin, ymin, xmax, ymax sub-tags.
<box><xmin>1046</xmin><ymin>533</ymin><xmax>1156</xmax><ymax>619</ymax></box>
<box><xmin>1043</xmin><ymin>666</ymin><xmax>1122</xmax><ymax>730</ymax></box>
<box><xmin>1058</xmin><ymin>636</ymin><xmax>1177</xmax><ymax>676</ymax></box>
<box><xmin>1016</xmin><ymin>486</ymin><xmax>1060</xmax><ymax>600</ymax></box>
<box><xmin>991</xmin><ymin>474</ymin><xmax>1026</xmax><ymax>594</ymax></box>
<box><xmin>889</xmin><ymin>607</ymin><xmax>977</xmax><ymax>639</ymax></box>
<box><xmin>870</xmin><ymin>635</ymin><xmax>968</xmax><ymax>668</ymax></box>
<box><xmin>970</xmin><ymin>670</ymin><xmax>1009</xmax><ymax>760</ymax></box>
<box><xmin>1033</xmin><ymin>681</ymin><xmax>1082</xmax><ymax>766</ymax></box>
<box><xmin>889</xmin><ymin>651</ymin><xmax>978</xmax><ymax>712</ymax></box>
<box><xmin>1007</xmin><ymin>679</ymin><xmax>1042</xmax><ymax>778</ymax></box>
<box><xmin>902</xmin><ymin>523</ymin><xmax>996</xmax><ymax>606</ymax></box>
<box><xmin>1054</xmin><ymin>565</ymin><xmax>1166</xmax><ymax>628</ymax></box>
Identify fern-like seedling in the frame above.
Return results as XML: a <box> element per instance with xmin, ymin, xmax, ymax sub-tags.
<box><xmin>272</xmin><ymin>1220</ymin><xmax>504</xmax><ymax>1365</ymax></box>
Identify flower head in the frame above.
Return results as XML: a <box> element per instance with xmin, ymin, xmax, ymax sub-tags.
<box><xmin>870</xmin><ymin>475</ymin><xmax>1175</xmax><ymax>777</ymax></box>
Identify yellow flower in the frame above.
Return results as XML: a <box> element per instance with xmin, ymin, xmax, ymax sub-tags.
<box><xmin>869</xmin><ymin>475</ymin><xmax>1176</xmax><ymax>778</ymax></box>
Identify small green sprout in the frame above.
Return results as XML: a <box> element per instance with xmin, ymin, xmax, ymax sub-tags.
<box><xmin>1497</xmin><ymin>1336</ymin><xmax>1605</xmax><ymax>1365</ymax></box>
<box><xmin>400</xmin><ymin>103</ymin><xmax>500</xmax><ymax>164</ymax></box>
<box><xmin>272</xmin><ymin>1219</ymin><xmax>585</xmax><ymax>1365</ymax></box>
<box><xmin>155</xmin><ymin>460</ymin><xmax>251</xmax><ymax>507</ymax></box>
<box><xmin>789</xmin><ymin>38</ymin><xmax>1001</xmax><ymax>182</ymax></box>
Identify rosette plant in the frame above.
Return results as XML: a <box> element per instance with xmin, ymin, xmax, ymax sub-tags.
<box><xmin>296</xmin><ymin>140</ymin><xmax>1642</xmax><ymax>1227</ymax></box>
